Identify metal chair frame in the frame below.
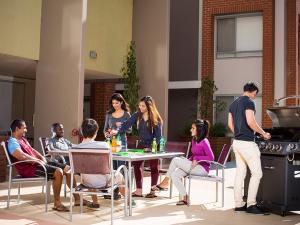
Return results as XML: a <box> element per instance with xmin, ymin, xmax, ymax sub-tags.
<box><xmin>68</xmin><ymin>148</ymin><xmax>128</xmax><ymax>224</ymax></box>
<box><xmin>39</xmin><ymin>137</ymin><xmax>67</xmax><ymax>197</ymax></box>
<box><xmin>185</xmin><ymin>144</ymin><xmax>232</xmax><ymax>207</ymax></box>
<box><xmin>1</xmin><ymin>141</ymin><xmax>51</xmax><ymax>212</ymax></box>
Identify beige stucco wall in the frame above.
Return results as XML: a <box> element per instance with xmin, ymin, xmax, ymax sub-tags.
<box><xmin>0</xmin><ymin>0</ymin><xmax>132</xmax><ymax>77</ymax></box>
<box><xmin>133</xmin><ymin>0</ymin><xmax>169</xmax><ymax>137</ymax></box>
<box><xmin>214</xmin><ymin>57</ymin><xmax>262</xmax><ymax>95</ymax></box>
<box><xmin>85</xmin><ymin>0</ymin><xmax>133</xmax><ymax>76</ymax></box>
<box><xmin>0</xmin><ymin>0</ymin><xmax>41</xmax><ymax>60</ymax></box>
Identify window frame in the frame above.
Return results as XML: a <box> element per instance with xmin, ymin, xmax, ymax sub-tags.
<box><xmin>215</xmin><ymin>12</ymin><xmax>263</xmax><ymax>59</ymax></box>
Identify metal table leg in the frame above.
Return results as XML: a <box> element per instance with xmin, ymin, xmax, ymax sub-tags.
<box><xmin>128</xmin><ymin>161</ymin><xmax>132</xmax><ymax>216</ymax></box>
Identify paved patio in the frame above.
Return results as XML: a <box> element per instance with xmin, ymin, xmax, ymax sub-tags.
<box><xmin>0</xmin><ymin>164</ymin><xmax>299</xmax><ymax>225</ymax></box>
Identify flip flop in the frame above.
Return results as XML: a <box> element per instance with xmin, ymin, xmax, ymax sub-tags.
<box><xmin>53</xmin><ymin>204</ymin><xmax>70</xmax><ymax>212</ymax></box>
<box><xmin>132</xmin><ymin>193</ymin><xmax>143</xmax><ymax>197</ymax></box>
<box><xmin>155</xmin><ymin>185</ymin><xmax>168</xmax><ymax>191</ymax></box>
<box><xmin>176</xmin><ymin>200</ymin><xmax>188</xmax><ymax>206</ymax></box>
<box><xmin>74</xmin><ymin>199</ymin><xmax>92</xmax><ymax>206</ymax></box>
<box><xmin>86</xmin><ymin>202</ymin><xmax>100</xmax><ymax>209</ymax></box>
<box><xmin>145</xmin><ymin>192</ymin><xmax>157</xmax><ymax>198</ymax></box>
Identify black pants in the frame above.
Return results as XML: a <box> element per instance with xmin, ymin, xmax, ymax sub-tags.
<box><xmin>34</xmin><ymin>158</ymin><xmax>66</xmax><ymax>179</ymax></box>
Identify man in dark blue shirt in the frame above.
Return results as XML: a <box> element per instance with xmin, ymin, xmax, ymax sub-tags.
<box><xmin>228</xmin><ymin>82</ymin><xmax>271</xmax><ymax>215</ymax></box>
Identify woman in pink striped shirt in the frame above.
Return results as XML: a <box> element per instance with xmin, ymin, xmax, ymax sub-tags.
<box><xmin>157</xmin><ymin>119</ymin><xmax>214</xmax><ymax>205</ymax></box>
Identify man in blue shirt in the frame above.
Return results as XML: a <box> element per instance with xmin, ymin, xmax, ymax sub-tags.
<box><xmin>7</xmin><ymin>119</ymin><xmax>86</xmax><ymax>211</ymax></box>
<box><xmin>228</xmin><ymin>82</ymin><xmax>271</xmax><ymax>215</ymax></box>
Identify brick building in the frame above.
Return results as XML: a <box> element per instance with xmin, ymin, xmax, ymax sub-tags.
<box><xmin>202</xmin><ymin>0</ymin><xmax>300</xmax><ymax>128</ymax></box>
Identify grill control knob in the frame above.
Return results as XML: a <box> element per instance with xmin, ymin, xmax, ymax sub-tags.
<box><xmin>274</xmin><ymin>144</ymin><xmax>282</xmax><ymax>152</ymax></box>
<box><xmin>288</xmin><ymin>143</ymin><xmax>299</xmax><ymax>152</ymax></box>
<box><xmin>267</xmin><ymin>143</ymin><xmax>273</xmax><ymax>152</ymax></box>
<box><xmin>259</xmin><ymin>142</ymin><xmax>267</xmax><ymax>151</ymax></box>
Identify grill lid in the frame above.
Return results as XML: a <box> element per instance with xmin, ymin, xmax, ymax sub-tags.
<box><xmin>267</xmin><ymin>106</ymin><xmax>300</xmax><ymax>127</ymax></box>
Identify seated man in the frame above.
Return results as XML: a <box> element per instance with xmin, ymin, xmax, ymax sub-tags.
<box><xmin>75</xmin><ymin>118</ymin><xmax>126</xmax><ymax>208</ymax></box>
<box><xmin>7</xmin><ymin>119</ymin><xmax>84</xmax><ymax>211</ymax></box>
<box><xmin>49</xmin><ymin>122</ymin><xmax>73</xmax><ymax>164</ymax></box>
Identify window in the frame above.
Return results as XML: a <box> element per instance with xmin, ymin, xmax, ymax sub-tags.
<box><xmin>215</xmin><ymin>95</ymin><xmax>262</xmax><ymax>126</ymax></box>
<box><xmin>216</xmin><ymin>13</ymin><xmax>263</xmax><ymax>58</ymax></box>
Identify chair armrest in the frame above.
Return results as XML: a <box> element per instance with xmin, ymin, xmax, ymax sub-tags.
<box><xmin>8</xmin><ymin>160</ymin><xmax>48</xmax><ymax>173</ymax></box>
<box><xmin>116</xmin><ymin>165</ymin><xmax>128</xmax><ymax>175</ymax></box>
<box><xmin>45</xmin><ymin>153</ymin><xmax>66</xmax><ymax>164</ymax></box>
<box><xmin>197</xmin><ymin>160</ymin><xmax>225</xmax><ymax>168</ymax></box>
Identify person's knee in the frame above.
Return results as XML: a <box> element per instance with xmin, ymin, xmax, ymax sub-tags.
<box><xmin>53</xmin><ymin>168</ymin><xmax>63</xmax><ymax>178</ymax></box>
<box><xmin>170</xmin><ymin>171</ymin><xmax>180</xmax><ymax>180</ymax></box>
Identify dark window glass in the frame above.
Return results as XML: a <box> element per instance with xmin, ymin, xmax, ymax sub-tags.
<box><xmin>217</xmin><ymin>18</ymin><xmax>235</xmax><ymax>53</ymax></box>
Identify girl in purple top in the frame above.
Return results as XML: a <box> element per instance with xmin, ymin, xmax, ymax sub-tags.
<box><xmin>157</xmin><ymin>119</ymin><xmax>214</xmax><ymax>205</ymax></box>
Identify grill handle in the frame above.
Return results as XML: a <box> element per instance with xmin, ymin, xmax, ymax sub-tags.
<box><xmin>264</xmin><ymin>166</ymin><xmax>275</xmax><ymax>170</ymax></box>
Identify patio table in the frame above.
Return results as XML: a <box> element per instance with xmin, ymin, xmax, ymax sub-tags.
<box><xmin>48</xmin><ymin>149</ymin><xmax>184</xmax><ymax>216</ymax></box>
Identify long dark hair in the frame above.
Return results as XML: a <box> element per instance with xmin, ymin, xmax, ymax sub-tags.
<box><xmin>107</xmin><ymin>93</ymin><xmax>130</xmax><ymax>114</ymax></box>
<box><xmin>138</xmin><ymin>96</ymin><xmax>163</xmax><ymax>131</ymax></box>
<box><xmin>192</xmin><ymin>119</ymin><xmax>210</xmax><ymax>143</ymax></box>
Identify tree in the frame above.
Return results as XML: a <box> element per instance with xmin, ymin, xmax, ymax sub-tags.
<box><xmin>199</xmin><ymin>77</ymin><xmax>226</xmax><ymax>121</ymax></box>
<box><xmin>121</xmin><ymin>41</ymin><xmax>140</xmax><ymax>135</ymax></box>
<box><xmin>122</xmin><ymin>41</ymin><xmax>140</xmax><ymax>113</ymax></box>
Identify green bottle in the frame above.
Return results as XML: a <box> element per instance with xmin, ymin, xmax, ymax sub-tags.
<box><xmin>159</xmin><ymin>137</ymin><xmax>165</xmax><ymax>152</ymax></box>
<box><xmin>152</xmin><ymin>138</ymin><xmax>157</xmax><ymax>154</ymax></box>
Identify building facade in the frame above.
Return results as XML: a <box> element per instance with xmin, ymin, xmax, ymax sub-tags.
<box><xmin>0</xmin><ymin>0</ymin><xmax>299</xmax><ymax>148</ymax></box>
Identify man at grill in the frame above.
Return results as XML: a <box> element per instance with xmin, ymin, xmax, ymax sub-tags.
<box><xmin>228</xmin><ymin>82</ymin><xmax>271</xmax><ymax>215</ymax></box>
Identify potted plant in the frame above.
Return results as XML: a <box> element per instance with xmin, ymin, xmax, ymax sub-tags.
<box><xmin>198</xmin><ymin>77</ymin><xmax>231</xmax><ymax>160</ymax></box>
<box><xmin>121</xmin><ymin>41</ymin><xmax>140</xmax><ymax>146</ymax></box>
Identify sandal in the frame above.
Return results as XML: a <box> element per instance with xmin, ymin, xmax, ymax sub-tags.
<box><xmin>145</xmin><ymin>191</ymin><xmax>157</xmax><ymax>198</ymax></box>
<box><xmin>176</xmin><ymin>200</ymin><xmax>188</xmax><ymax>206</ymax></box>
<box><xmin>74</xmin><ymin>199</ymin><xmax>92</xmax><ymax>206</ymax></box>
<box><xmin>86</xmin><ymin>202</ymin><xmax>100</xmax><ymax>209</ymax></box>
<box><xmin>132</xmin><ymin>193</ymin><xmax>143</xmax><ymax>197</ymax></box>
<box><xmin>156</xmin><ymin>185</ymin><xmax>168</xmax><ymax>191</ymax></box>
<box><xmin>53</xmin><ymin>204</ymin><xmax>69</xmax><ymax>212</ymax></box>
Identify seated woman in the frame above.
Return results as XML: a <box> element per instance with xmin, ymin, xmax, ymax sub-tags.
<box><xmin>157</xmin><ymin>119</ymin><xmax>214</xmax><ymax>205</ymax></box>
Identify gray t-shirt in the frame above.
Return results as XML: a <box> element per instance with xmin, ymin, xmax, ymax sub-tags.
<box><xmin>103</xmin><ymin>111</ymin><xmax>131</xmax><ymax>148</ymax></box>
<box><xmin>229</xmin><ymin>96</ymin><xmax>256</xmax><ymax>142</ymax></box>
<box><xmin>48</xmin><ymin>137</ymin><xmax>72</xmax><ymax>151</ymax></box>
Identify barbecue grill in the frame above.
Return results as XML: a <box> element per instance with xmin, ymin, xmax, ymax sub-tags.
<box><xmin>245</xmin><ymin>96</ymin><xmax>300</xmax><ymax>216</ymax></box>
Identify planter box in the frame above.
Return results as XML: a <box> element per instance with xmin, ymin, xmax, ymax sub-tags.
<box><xmin>208</xmin><ymin>137</ymin><xmax>232</xmax><ymax>161</ymax></box>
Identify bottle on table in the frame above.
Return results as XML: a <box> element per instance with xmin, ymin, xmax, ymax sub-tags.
<box><xmin>152</xmin><ymin>138</ymin><xmax>157</xmax><ymax>154</ymax></box>
<box><xmin>159</xmin><ymin>137</ymin><xmax>165</xmax><ymax>152</ymax></box>
<box><xmin>116</xmin><ymin>134</ymin><xmax>122</xmax><ymax>152</ymax></box>
<box><xmin>111</xmin><ymin>135</ymin><xmax>117</xmax><ymax>152</ymax></box>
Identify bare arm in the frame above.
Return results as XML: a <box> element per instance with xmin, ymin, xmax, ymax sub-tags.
<box><xmin>32</xmin><ymin>149</ymin><xmax>46</xmax><ymax>162</ymax></box>
<box><xmin>12</xmin><ymin>148</ymin><xmax>41</xmax><ymax>163</ymax></box>
<box><xmin>246</xmin><ymin>109</ymin><xmax>271</xmax><ymax>139</ymax></box>
<box><xmin>228</xmin><ymin>113</ymin><xmax>234</xmax><ymax>133</ymax></box>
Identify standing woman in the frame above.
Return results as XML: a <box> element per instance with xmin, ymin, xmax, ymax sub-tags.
<box><xmin>103</xmin><ymin>93</ymin><xmax>131</xmax><ymax>168</ymax></box>
<box><xmin>157</xmin><ymin>119</ymin><xmax>214</xmax><ymax>205</ymax></box>
<box><xmin>113</xmin><ymin>95</ymin><xmax>163</xmax><ymax>198</ymax></box>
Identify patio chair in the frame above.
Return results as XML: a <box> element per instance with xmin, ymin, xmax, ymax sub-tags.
<box><xmin>185</xmin><ymin>144</ymin><xmax>232</xmax><ymax>207</ymax></box>
<box><xmin>162</xmin><ymin>141</ymin><xmax>191</xmax><ymax>198</ymax></box>
<box><xmin>39</xmin><ymin>137</ymin><xmax>66</xmax><ymax>163</ymax></box>
<box><xmin>69</xmin><ymin>148</ymin><xmax>128</xmax><ymax>224</ymax></box>
<box><xmin>1</xmin><ymin>141</ymin><xmax>51</xmax><ymax>212</ymax></box>
<box><xmin>39</xmin><ymin>137</ymin><xmax>67</xmax><ymax>197</ymax></box>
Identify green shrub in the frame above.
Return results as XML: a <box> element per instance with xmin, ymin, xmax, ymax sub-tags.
<box><xmin>209</xmin><ymin>122</ymin><xmax>227</xmax><ymax>137</ymax></box>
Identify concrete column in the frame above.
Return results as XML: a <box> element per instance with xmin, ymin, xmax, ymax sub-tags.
<box><xmin>34</xmin><ymin>0</ymin><xmax>87</xmax><ymax>148</ymax></box>
<box><xmin>274</xmin><ymin>0</ymin><xmax>287</xmax><ymax>103</ymax></box>
<box><xmin>133</xmin><ymin>0</ymin><xmax>169</xmax><ymax>137</ymax></box>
